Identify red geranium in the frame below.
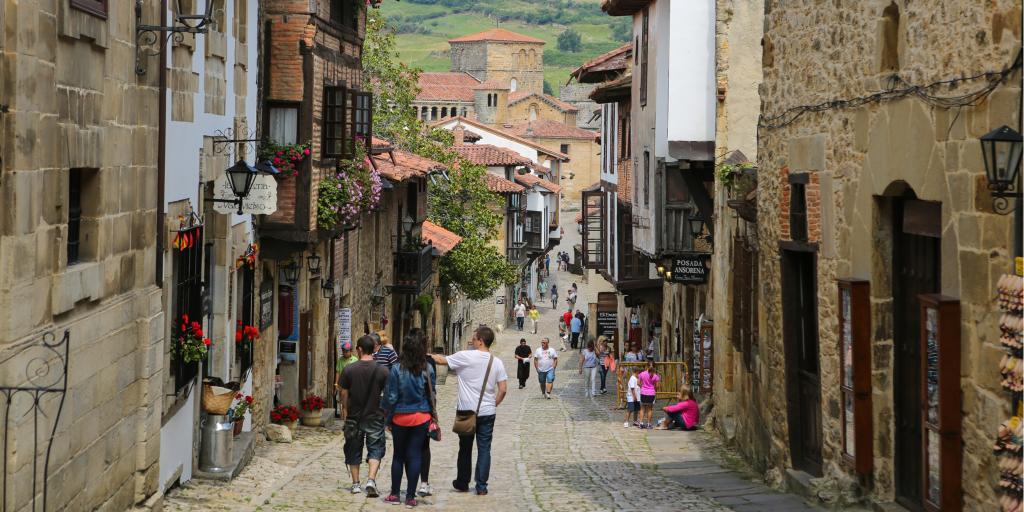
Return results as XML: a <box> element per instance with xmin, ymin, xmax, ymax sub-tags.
<box><xmin>300</xmin><ymin>394</ymin><xmax>325</xmax><ymax>412</ymax></box>
<box><xmin>176</xmin><ymin>314</ymin><xmax>209</xmax><ymax>363</ymax></box>
<box><xmin>271</xmin><ymin>404</ymin><xmax>300</xmax><ymax>423</ymax></box>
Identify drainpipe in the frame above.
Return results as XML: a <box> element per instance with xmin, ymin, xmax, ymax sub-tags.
<box><xmin>156</xmin><ymin>0</ymin><xmax>168</xmax><ymax>287</ymax></box>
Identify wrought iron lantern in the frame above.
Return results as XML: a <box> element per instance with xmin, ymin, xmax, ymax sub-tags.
<box><xmin>209</xmin><ymin>160</ymin><xmax>259</xmax><ymax>214</ymax></box>
<box><xmin>282</xmin><ymin>261</ymin><xmax>301</xmax><ymax>285</ymax></box>
<box><xmin>980</xmin><ymin>125</ymin><xmax>1022</xmax><ymax>214</ymax></box>
<box><xmin>135</xmin><ymin>0</ymin><xmax>216</xmax><ymax>75</ymax></box>
<box><xmin>402</xmin><ymin>213</ymin><xmax>416</xmax><ymax>236</ymax></box>
<box><xmin>321</xmin><ymin>279</ymin><xmax>335</xmax><ymax>299</ymax></box>
<box><xmin>688</xmin><ymin>215</ymin><xmax>707</xmax><ymax>240</ymax></box>
<box><xmin>655</xmin><ymin>263</ymin><xmax>666</xmax><ymax>276</ymax></box>
<box><xmin>307</xmin><ymin>254</ymin><xmax>322</xmax><ymax>276</ymax></box>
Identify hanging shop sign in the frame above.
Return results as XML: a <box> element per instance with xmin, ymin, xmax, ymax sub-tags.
<box><xmin>337</xmin><ymin>308</ymin><xmax>352</xmax><ymax>355</ymax></box>
<box><xmin>213</xmin><ymin>173</ymin><xmax>278</xmax><ymax>215</ymax></box>
<box><xmin>691</xmin><ymin>319</ymin><xmax>714</xmax><ymax>396</ymax></box>
<box><xmin>670</xmin><ymin>253</ymin><xmax>710</xmax><ymax>284</ymax></box>
<box><xmin>259</xmin><ymin>279</ymin><xmax>274</xmax><ymax>330</ymax></box>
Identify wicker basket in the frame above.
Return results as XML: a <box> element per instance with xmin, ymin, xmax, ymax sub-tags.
<box><xmin>202</xmin><ymin>384</ymin><xmax>236</xmax><ymax>414</ymax></box>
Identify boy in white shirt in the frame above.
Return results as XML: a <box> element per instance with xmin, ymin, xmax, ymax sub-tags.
<box><xmin>624</xmin><ymin>368</ymin><xmax>640</xmax><ymax>428</ymax></box>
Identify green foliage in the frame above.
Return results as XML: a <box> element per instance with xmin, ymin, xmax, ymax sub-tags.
<box><xmin>317</xmin><ymin>144</ymin><xmax>382</xmax><ymax>230</ymax></box>
<box><xmin>442</xmin><ymin>237</ymin><xmax>520</xmax><ymax>301</ymax></box>
<box><xmin>543</xmin><ymin>80</ymin><xmax>554</xmax><ymax>95</ymax></box>
<box><xmin>364</xmin><ymin>10</ymin><xmax>424</xmax><ymax>148</ymax></box>
<box><xmin>415</xmin><ymin>293</ymin><xmax>434</xmax><ymax>316</ymax></box>
<box><xmin>557</xmin><ymin>28</ymin><xmax>582</xmax><ymax>52</ymax></box>
<box><xmin>716</xmin><ymin>162</ymin><xmax>757</xmax><ymax>197</ymax></box>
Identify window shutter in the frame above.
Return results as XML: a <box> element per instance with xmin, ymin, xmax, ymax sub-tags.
<box><xmin>323</xmin><ymin>85</ymin><xmax>347</xmax><ymax>158</ymax></box>
<box><xmin>582</xmin><ymin>190</ymin><xmax>605</xmax><ymax>269</ymax></box>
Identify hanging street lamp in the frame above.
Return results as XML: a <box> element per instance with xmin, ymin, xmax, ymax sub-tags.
<box><xmin>980</xmin><ymin>125</ymin><xmax>1023</xmax><ymax>214</ymax></box>
<box><xmin>282</xmin><ymin>261</ymin><xmax>301</xmax><ymax>285</ymax></box>
<box><xmin>321</xmin><ymin>279</ymin><xmax>335</xmax><ymax>299</ymax></box>
<box><xmin>307</xmin><ymin>254</ymin><xmax>322</xmax><ymax>277</ymax></box>
<box><xmin>209</xmin><ymin>160</ymin><xmax>260</xmax><ymax>215</ymax></box>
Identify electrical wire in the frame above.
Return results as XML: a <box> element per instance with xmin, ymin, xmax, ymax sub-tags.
<box><xmin>759</xmin><ymin>50</ymin><xmax>1022</xmax><ymax>130</ymax></box>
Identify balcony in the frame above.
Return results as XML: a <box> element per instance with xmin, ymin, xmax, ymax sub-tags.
<box><xmin>661</xmin><ymin>204</ymin><xmax>692</xmax><ymax>255</ymax></box>
<box><xmin>524</xmin><ymin>211</ymin><xmax>544</xmax><ymax>254</ymax></box>
<box><xmin>392</xmin><ymin>245</ymin><xmax>433</xmax><ymax>294</ymax></box>
<box><xmin>506</xmin><ymin>243</ymin><xmax>527</xmax><ymax>267</ymax></box>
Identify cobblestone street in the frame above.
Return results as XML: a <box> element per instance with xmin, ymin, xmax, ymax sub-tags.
<box><xmin>164</xmin><ymin>235</ymin><xmax>819</xmax><ymax>512</ymax></box>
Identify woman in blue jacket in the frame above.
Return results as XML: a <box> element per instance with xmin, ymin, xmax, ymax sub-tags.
<box><xmin>381</xmin><ymin>331</ymin><xmax>436</xmax><ymax>507</ymax></box>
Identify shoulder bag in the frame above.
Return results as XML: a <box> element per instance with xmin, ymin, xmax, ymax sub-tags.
<box><xmin>452</xmin><ymin>354</ymin><xmax>494</xmax><ymax>435</ymax></box>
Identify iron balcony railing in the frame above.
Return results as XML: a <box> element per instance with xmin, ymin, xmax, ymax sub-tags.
<box><xmin>393</xmin><ymin>245</ymin><xmax>433</xmax><ymax>294</ymax></box>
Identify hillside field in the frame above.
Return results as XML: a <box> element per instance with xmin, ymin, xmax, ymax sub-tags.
<box><xmin>377</xmin><ymin>0</ymin><xmax>630</xmax><ymax>92</ymax></box>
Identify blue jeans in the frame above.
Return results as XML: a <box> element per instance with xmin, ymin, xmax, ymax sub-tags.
<box><xmin>456</xmin><ymin>414</ymin><xmax>495</xmax><ymax>493</ymax></box>
<box><xmin>516</xmin><ymin>317</ymin><xmax>524</xmax><ymax>330</ymax></box>
<box><xmin>390</xmin><ymin>421</ymin><xmax>429</xmax><ymax>500</ymax></box>
<box><xmin>599</xmin><ymin>365</ymin><xmax>608</xmax><ymax>391</ymax></box>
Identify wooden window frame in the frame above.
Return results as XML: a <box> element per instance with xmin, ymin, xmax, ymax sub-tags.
<box><xmin>322</xmin><ymin>85</ymin><xmax>348</xmax><ymax>159</ymax></box>
<box><xmin>640</xmin><ymin>7</ymin><xmax>649</xmax><ymax>107</ymax></box>
<box><xmin>581</xmin><ymin>190</ymin><xmax>606</xmax><ymax>269</ymax></box>
<box><xmin>351</xmin><ymin>91</ymin><xmax>372</xmax><ymax>156</ymax></box>
<box><xmin>70</xmin><ymin>0</ymin><xmax>108</xmax><ymax>18</ymax></box>
<box><xmin>919</xmin><ymin>294</ymin><xmax>962</xmax><ymax>512</ymax></box>
<box><xmin>837</xmin><ymin>278</ymin><xmax>873</xmax><ymax>477</ymax></box>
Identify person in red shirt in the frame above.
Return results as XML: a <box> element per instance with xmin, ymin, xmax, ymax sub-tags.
<box><xmin>562</xmin><ymin>309</ymin><xmax>572</xmax><ymax>330</ymax></box>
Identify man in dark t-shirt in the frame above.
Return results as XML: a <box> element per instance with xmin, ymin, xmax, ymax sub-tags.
<box><xmin>340</xmin><ymin>335</ymin><xmax>390</xmax><ymax>497</ymax></box>
<box><xmin>514</xmin><ymin>338</ymin><xmax>532</xmax><ymax>389</ymax></box>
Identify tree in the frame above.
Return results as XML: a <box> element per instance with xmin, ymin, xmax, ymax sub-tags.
<box><xmin>543</xmin><ymin>80</ymin><xmax>554</xmax><ymax>96</ymax></box>
<box><xmin>364</xmin><ymin>10</ymin><xmax>518</xmax><ymax>300</ymax></box>
<box><xmin>557</xmin><ymin>28</ymin><xmax>582</xmax><ymax>52</ymax></box>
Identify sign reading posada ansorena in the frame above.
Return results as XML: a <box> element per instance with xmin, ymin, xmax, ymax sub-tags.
<box><xmin>670</xmin><ymin>253</ymin><xmax>710</xmax><ymax>284</ymax></box>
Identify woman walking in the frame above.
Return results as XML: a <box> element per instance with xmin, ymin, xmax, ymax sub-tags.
<box><xmin>550</xmin><ymin>284</ymin><xmax>558</xmax><ymax>310</ymax></box>
<box><xmin>381</xmin><ymin>332</ymin><xmax>436</xmax><ymax>507</ymax></box>
<box><xmin>637</xmin><ymin>361</ymin><xmax>660</xmax><ymax>429</ymax></box>
<box><xmin>528</xmin><ymin>304</ymin><xmax>540</xmax><ymax>334</ymax></box>
<box><xmin>579</xmin><ymin>341</ymin><xmax>600</xmax><ymax>397</ymax></box>
<box><xmin>596</xmin><ymin>336</ymin><xmax>611</xmax><ymax>395</ymax></box>
<box><xmin>417</xmin><ymin>332</ymin><xmax>438</xmax><ymax>498</ymax></box>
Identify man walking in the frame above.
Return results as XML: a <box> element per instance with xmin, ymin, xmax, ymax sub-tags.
<box><xmin>550</xmin><ymin>284</ymin><xmax>558</xmax><ymax>310</ymax></box>
<box><xmin>333</xmin><ymin>342</ymin><xmax>357</xmax><ymax>418</ymax></box>
<box><xmin>372</xmin><ymin>332</ymin><xmax>398</xmax><ymax>369</ymax></box>
<box><xmin>340</xmin><ymin>335</ymin><xmax>390</xmax><ymax>497</ymax></box>
<box><xmin>514</xmin><ymin>338</ymin><xmax>532</xmax><ymax>389</ymax></box>
<box><xmin>570</xmin><ymin>311</ymin><xmax>582</xmax><ymax>350</ymax></box>
<box><xmin>514</xmin><ymin>300</ymin><xmax>527</xmax><ymax>331</ymax></box>
<box><xmin>430</xmin><ymin>327</ymin><xmax>508</xmax><ymax>495</ymax></box>
<box><xmin>533</xmin><ymin>338</ymin><xmax>558</xmax><ymax>398</ymax></box>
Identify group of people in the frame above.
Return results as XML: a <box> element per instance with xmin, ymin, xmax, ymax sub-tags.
<box><xmin>513</xmin><ymin>300</ymin><xmax>541</xmax><ymax>333</ymax></box>
<box><xmin>335</xmin><ymin>327</ymin><xmax>509</xmax><ymax>508</ymax></box>
<box><xmin>621</xmin><ymin>361</ymin><xmax>699</xmax><ymax>430</ymax></box>
<box><xmin>558</xmin><ymin>306</ymin><xmax>586</xmax><ymax>350</ymax></box>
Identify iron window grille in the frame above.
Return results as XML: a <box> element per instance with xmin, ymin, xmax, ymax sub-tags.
<box><xmin>172</xmin><ymin>225</ymin><xmax>204</xmax><ymax>392</ymax></box>
<box><xmin>67</xmin><ymin>171</ymin><xmax>83</xmax><ymax>265</ymax></box>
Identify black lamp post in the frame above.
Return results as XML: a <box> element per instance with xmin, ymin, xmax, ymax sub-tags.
<box><xmin>980</xmin><ymin>125</ymin><xmax>1023</xmax><ymax>214</ymax></box>
<box><xmin>321</xmin><ymin>279</ymin><xmax>335</xmax><ymax>299</ymax></box>
<box><xmin>282</xmin><ymin>261</ymin><xmax>300</xmax><ymax>285</ymax></box>
<box><xmin>307</xmin><ymin>254</ymin><xmax>322</xmax><ymax>277</ymax></box>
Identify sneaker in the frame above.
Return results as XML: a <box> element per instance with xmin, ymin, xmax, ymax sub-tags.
<box><xmin>405</xmin><ymin>498</ymin><xmax>418</xmax><ymax>508</ymax></box>
<box><xmin>383</xmin><ymin>494</ymin><xmax>401</xmax><ymax>505</ymax></box>
<box><xmin>633</xmin><ymin>421</ymin><xmax>640</xmax><ymax>427</ymax></box>
<box><xmin>545</xmin><ymin>393</ymin><xmax>552</xmax><ymax>399</ymax></box>
<box><xmin>365</xmin><ymin>479</ymin><xmax>379</xmax><ymax>498</ymax></box>
<box><xmin>623</xmin><ymin>422</ymin><xmax>630</xmax><ymax>428</ymax></box>
<box><xmin>350</xmin><ymin>483</ymin><xmax>363</xmax><ymax>494</ymax></box>
<box><xmin>417</xmin><ymin>482</ymin><xmax>433</xmax><ymax>497</ymax></box>
<box><xmin>601</xmin><ymin>389</ymin><xmax>608</xmax><ymax>395</ymax></box>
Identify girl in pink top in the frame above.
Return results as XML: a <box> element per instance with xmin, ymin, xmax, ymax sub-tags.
<box><xmin>637</xmin><ymin>362</ymin><xmax>660</xmax><ymax>429</ymax></box>
<box><xmin>660</xmin><ymin>387</ymin><xmax>699</xmax><ymax>430</ymax></box>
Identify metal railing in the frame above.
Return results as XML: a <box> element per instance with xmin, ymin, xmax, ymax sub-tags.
<box><xmin>393</xmin><ymin>245</ymin><xmax>433</xmax><ymax>294</ymax></box>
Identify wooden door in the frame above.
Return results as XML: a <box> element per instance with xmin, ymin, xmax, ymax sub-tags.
<box><xmin>893</xmin><ymin>200</ymin><xmax>941</xmax><ymax>511</ymax></box>
<box><xmin>298</xmin><ymin>311</ymin><xmax>312</xmax><ymax>400</ymax></box>
<box><xmin>781</xmin><ymin>249</ymin><xmax>823</xmax><ymax>476</ymax></box>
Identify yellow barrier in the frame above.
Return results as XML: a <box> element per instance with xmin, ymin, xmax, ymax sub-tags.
<box><xmin>615</xmin><ymin>361</ymin><xmax>689</xmax><ymax>407</ymax></box>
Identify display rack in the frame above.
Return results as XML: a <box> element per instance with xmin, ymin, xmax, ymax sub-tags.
<box><xmin>994</xmin><ymin>272</ymin><xmax>1023</xmax><ymax>512</ymax></box>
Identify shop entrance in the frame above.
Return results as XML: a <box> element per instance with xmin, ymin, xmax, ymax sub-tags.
<box><xmin>781</xmin><ymin>248</ymin><xmax>823</xmax><ymax>476</ymax></box>
<box><xmin>892</xmin><ymin>197</ymin><xmax>941</xmax><ymax>511</ymax></box>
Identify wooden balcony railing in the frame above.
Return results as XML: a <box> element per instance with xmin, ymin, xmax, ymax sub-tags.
<box><xmin>392</xmin><ymin>245</ymin><xmax>433</xmax><ymax>294</ymax></box>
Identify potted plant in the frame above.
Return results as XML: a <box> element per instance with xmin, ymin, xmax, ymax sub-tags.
<box><xmin>299</xmin><ymin>394</ymin><xmax>326</xmax><ymax>427</ymax></box>
<box><xmin>176</xmin><ymin>314</ymin><xmax>211</xmax><ymax>364</ymax></box>
<box><xmin>259</xmin><ymin>140</ymin><xmax>311</xmax><ymax>178</ymax></box>
<box><xmin>235</xmin><ymin>321</ymin><xmax>258</xmax><ymax>360</ymax></box>
<box><xmin>317</xmin><ymin>143</ymin><xmax>382</xmax><ymax>230</ymax></box>
<box><xmin>271</xmin><ymin>404</ymin><xmax>300</xmax><ymax>431</ymax></box>
<box><xmin>229</xmin><ymin>393</ymin><xmax>254</xmax><ymax>436</ymax></box>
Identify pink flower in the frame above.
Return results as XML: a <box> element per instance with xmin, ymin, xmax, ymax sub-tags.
<box><xmin>303</xmin><ymin>148</ymin><xmax>310</xmax><ymax>155</ymax></box>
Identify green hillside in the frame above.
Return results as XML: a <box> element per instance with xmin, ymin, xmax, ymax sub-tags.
<box><xmin>377</xmin><ymin>0</ymin><xmax>630</xmax><ymax>92</ymax></box>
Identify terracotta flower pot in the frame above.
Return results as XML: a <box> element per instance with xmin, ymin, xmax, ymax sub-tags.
<box><xmin>280</xmin><ymin>420</ymin><xmax>298</xmax><ymax>431</ymax></box>
<box><xmin>301</xmin><ymin>409</ymin><xmax>323</xmax><ymax>427</ymax></box>
<box><xmin>233</xmin><ymin>419</ymin><xmax>243</xmax><ymax>436</ymax></box>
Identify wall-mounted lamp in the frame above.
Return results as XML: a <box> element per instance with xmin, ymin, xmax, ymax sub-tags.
<box><xmin>321</xmin><ymin>279</ymin><xmax>335</xmax><ymax>299</ymax></box>
<box><xmin>307</xmin><ymin>254</ymin><xmax>322</xmax><ymax>277</ymax></box>
<box><xmin>282</xmin><ymin>261</ymin><xmax>301</xmax><ymax>285</ymax></box>
<box><xmin>135</xmin><ymin>0</ymin><xmax>216</xmax><ymax>75</ymax></box>
<box><xmin>980</xmin><ymin>125</ymin><xmax>1022</xmax><ymax>214</ymax></box>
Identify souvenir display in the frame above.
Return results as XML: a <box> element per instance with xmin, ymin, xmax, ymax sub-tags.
<box><xmin>994</xmin><ymin>274</ymin><xmax>1023</xmax><ymax>512</ymax></box>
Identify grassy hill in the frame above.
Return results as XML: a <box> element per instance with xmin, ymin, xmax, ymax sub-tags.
<box><xmin>377</xmin><ymin>0</ymin><xmax>630</xmax><ymax>92</ymax></box>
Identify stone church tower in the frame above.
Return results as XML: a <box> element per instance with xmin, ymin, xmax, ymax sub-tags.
<box><xmin>449</xmin><ymin>28</ymin><xmax>545</xmax><ymax>95</ymax></box>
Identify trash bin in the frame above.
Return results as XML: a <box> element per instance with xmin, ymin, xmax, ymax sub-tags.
<box><xmin>199</xmin><ymin>414</ymin><xmax>234</xmax><ymax>472</ymax></box>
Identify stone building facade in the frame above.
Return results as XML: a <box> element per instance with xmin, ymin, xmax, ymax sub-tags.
<box><xmin>449</xmin><ymin>28</ymin><xmax>546</xmax><ymax>95</ymax></box>
<box><xmin>0</xmin><ymin>0</ymin><xmax>164</xmax><ymax>509</ymax></box>
<box><xmin>725</xmin><ymin>1</ymin><xmax>1021</xmax><ymax>510</ymax></box>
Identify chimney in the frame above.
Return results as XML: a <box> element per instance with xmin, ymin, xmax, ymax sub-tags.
<box><xmin>453</xmin><ymin>125</ymin><xmax>465</xmax><ymax>145</ymax></box>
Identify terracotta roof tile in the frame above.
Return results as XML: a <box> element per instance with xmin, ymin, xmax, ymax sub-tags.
<box><xmin>462</xmin><ymin>129</ymin><xmax>482</xmax><ymax>142</ymax></box>
<box><xmin>507</xmin><ymin>92</ymin><xmax>579</xmax><ymax>112</ymax></box>
<box><xmin>417</xmin><ymin>72</ymin><xmax>481</xmax><ymax>102</ymax></box>
<box><xmin>570</xmin><ymin>43</ymin><xmax>632</xmax><ymax>83</ymax></box>
<box><xmin>431</xmin><ymin>117</ymin><xmax>570</xmax><ymax>161</ymax></box>
<box><xmin>452</xmin><ymin>144</ymin><xmax>531</xmax><ymax>166</ymax></box>
<box><xmin>421</xmin><ymin>220</ymin><xmax>462</xmax><ymax>255</ymax></box>
<box><xmin>372</xmin><ymin>150</ymin><xmax>444</xmax><ymax>182</ymax></box>
<box><xmin>448</xmin><ymin>28</ymin><xmax>545</xmax><ymax>44</ymax></box>
<box><xmin>509</xmin><ymin>119</ymin><xmax>599</xmax><ymax>140</ymax></box>
<box><xmin>483</xmin><ymin>172</ymin><xmax>525</xmax><ymax>194</ymax></box>
<box><xmin>515</xmin><ymin>173</ymin><xmax>562</xmax><ymax>194</ymax></box>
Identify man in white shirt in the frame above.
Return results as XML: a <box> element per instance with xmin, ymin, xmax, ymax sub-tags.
<box><xmin>430</xmin><ymin>326</ymin><xmax>508</xmax><ymax>495</ymax></box>
<box><xmin>514</xmin><ymin>300</ymin><xmax>527</xmax><ymax>331</ymax></box>
<box><xmin>533</xmin><ymin>337</ymin><xmax>558</xmax><ymax>398</ymax></box>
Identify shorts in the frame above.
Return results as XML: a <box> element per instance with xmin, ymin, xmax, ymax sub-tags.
<box><xmin>343</xmin><ymin>416</ymin><xmax>386</xmax><ymax>465</ymax></box>
<box><xmin>640</xmin><ymin>394</ymin><xmax>656</xmax><ymax>404</ymax></box>
<box><xmin>627</xmin><ymin>401</ymin><xmax>640</xmax><ymax>412</ymax></box>
<box><xmin>538</xmin><ymin>369</ymin><xmax>555</xmax><ymax>383</ymax></box>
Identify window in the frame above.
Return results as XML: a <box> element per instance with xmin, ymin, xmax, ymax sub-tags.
<box><xmin>640</xmin><ymin>7</ymin><xmax>649</xmax><ymax>106</ymax></box>
<box><xmin>581</xmin><ymin>190</ymin><xmax>605</xmax><ymax>269</ymax></box>
<box><xmin>529</xmin><ymin>104</ymin><xmax>538</xmax><ymax>121</ymax></box>
<box><xmin>67</xmin><ymin>171</ymin><xmax>83</xmax><ymax>265</ymax></box>
<box><xmin>643</xmin><ymin>151</ymin><xmax>650</xmax><ymax>206</ymax></box>
<box><xmin>70</xmin><ymin>0</ymin><xmax>107</xmax><ymax>18</ymax></box>
<box><xmin>172</xmin><ymin>225</ymin><xmax>205</xmax><ymax>391</ymax></box>
<box><xmin>431</xmin><ymin>107</ymin><xmax>438</xmax><ymax>120</ymax></box>
<box><xmin>560</xmin><ymin>144</ymin><xmax>570</xmax><ymax>155</ymax></box>
<box><xmin>790</xmin><ymin>181</ymin><xmax>808</xmax><ymax>241</ymax></box>
<box><xmin>323</xmin><ymin>86</ymin><xmax>347</xmax><ymax>158</ymax></box>
<box><xmin>461</xmin><ymin>107</ymin><xmax>467</xmax><ymax>117</ymax></box>
<box><xmin>237</xmin><ymin>266</ymin><xmax>255</xmax><ymax>380</ymax></box>
<box><xmin>268</xmin><ymin>105</ymin><xmax>298</xmax><ymax>145</ymax></box>
<box><xmin>620</xmin><ymin>116</ymin><xmax>630</xmax><ymax>161</ymax></box>
<box><xmin>880</xmin><ymin>2</ymin><xmax>900</xmax><ymax>72</ymax></box>
<box><xmin>351</xmin><ymin>91</ymin><xmax>373</xmax><ymax>154</ymax></box>
<box><xmin>331</xmin><ymin>0</ymin><xmax>360</xmax><ymax>32</ymax></box>
<box><xmin>510</xmin><ymin>78</ymin><xmax>518</xmax><ymax>92</ymax></box>
<box><xmin>731</xmin><ymin>237</ymin><xmax>759</xmax><ymax>370</ymax></box>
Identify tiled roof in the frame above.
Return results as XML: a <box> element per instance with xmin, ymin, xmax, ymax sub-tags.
<box><xmin>515</xmin><ymin>173</ymin><xmax>562</xmax><ymax>194</ymax></box>
<box><xmin>371</xmin><ymin>149</ymin><xmax>444</xmax><ymax>182</ymax></box>
<box><xmin>590</xmin><ymin>73</ymin><xmax>632</xmax><ymax>103</ymax></box>
<box><xmin>371</xmin><ymin>137</ymin><xmax>394</xmax><ymax>154</ymax></box>
<box><xmin>417</xmin><ymin>72</ymin><xmax>481</xmax><ymax>102</ymax></box>
<box><xmin>462</xmin><ymin>129</ymin><xmax>482</xmax><ymax>142</ymax></box>
<box><xmin>570</xmin><ymin>43</ymin><xmax>632</xmax><ymax>83</ymax></box>
<box><xmin>509</xmin><ymin>119</ymin><xmax>599</xmax><ymax>140</ymax></box>
<box><xmin>452</xmin><ymin>144</ymin><xmax>531</xmax><ymax>166</ymax></box>
<box><xmin>507</xmin><ymin>92</ymin><xmax>579</xmax><ymax>112</ymax></box>
<box><xmin>431</xmin><ymin>117</ymin><xmax>570</xmax><ymax>161</ymax></box>
<box><xmin>421</xmin><ymin>220</ymin><xmax>462</xmax><ymax>256</ymax></box>
<box><xmin>472</xmin><ymin>79</ymin><xmax>510</xmax><ymax>90</ymax></box>
<box><xmin>449</xmin><ymin>28</ymin><xmax>545</xmax><ymax>44</ymax></box>
<box><xmin>483</xmin><ymin>172</ymin><xmax>525</xmax><ymax>194</ymax></box>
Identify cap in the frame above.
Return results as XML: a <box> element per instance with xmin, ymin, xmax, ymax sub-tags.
<box><xmin>342</xmin><ymin>342</ymin><xmax>352</xmax><ymax>351</ymax></box>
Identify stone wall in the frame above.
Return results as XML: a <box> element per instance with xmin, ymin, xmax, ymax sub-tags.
<box><xmin>559</xmin><ymin>83</ymin><xmax>600</xmax><ymax>130</ymax></box>
<box><xmin>0</xmin><ymin>0</ymin><xmax>164</xmax><ymax>508</ymax></box>
<box><xmin>748</xmin><ymin>1</ymin><xmax>1021</xmax><ymax>508</ymax></box>
<box><xmin>451</xmin><ymin>40</ymin><xmax>545</xmax><ymax>95</ymax></box>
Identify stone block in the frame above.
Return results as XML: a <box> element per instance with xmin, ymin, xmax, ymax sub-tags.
<box><xmin>111</xmin><ymin>213</ymin><xmax>131</xmax><ymax>255</ymax></box>
<box><xmin>265</xmin><ymin>423</ymin><xmax>292</xmax><ymax>443</ymax></box>
<box><xmin>958</xmin><ymin>250</ymin><xmax>990</xmax><ymax>304</ymax></box>
<box><xmin>958</xmin><ymin>213</ymin><xmax>981</xmax><ymax>249</ymax></box>
<box><xmin>982</xmin><ymin>213</ymin><xmax>1012</xmax><ymax>252</ymax></box>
